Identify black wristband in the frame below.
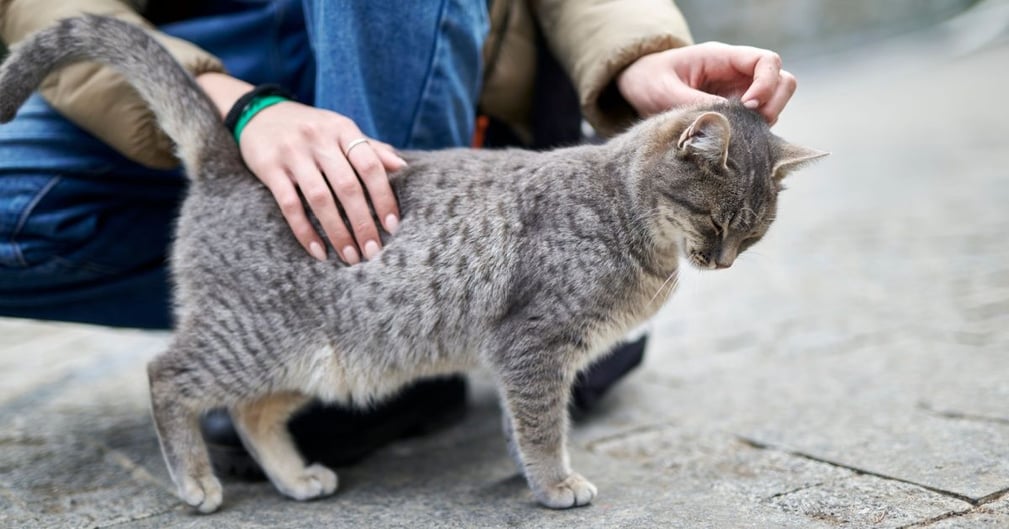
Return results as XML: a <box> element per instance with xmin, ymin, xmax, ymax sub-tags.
<box><xmin>222</xmin><ymin>84</ymin><xmax>296</xmax><ymax>135</ymax></box>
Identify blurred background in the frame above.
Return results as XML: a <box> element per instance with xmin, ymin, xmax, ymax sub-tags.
<box><xmin>0</xmin><ymin>1</ymin><xmax>985</xmax><ymax>75</ymax></box>
<box><xmin>678</xmin><ymin>0</ymin><xmax>978</xmax><ymax>59</ymax></box>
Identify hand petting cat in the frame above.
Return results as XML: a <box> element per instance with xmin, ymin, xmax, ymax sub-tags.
<box><xmin>196</xmin><ymin>72</ymin><xmax>404</xmax><ymax>265</ymax></box>
<box><xmin>617</xmin><ymin>42</ymin><xmax>797</xmax><ymax>126</ymax></box>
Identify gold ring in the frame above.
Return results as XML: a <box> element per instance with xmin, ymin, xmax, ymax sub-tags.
<box><xmin>344</xmin><ymin>137</ymin><xmax>370</xmax><ymax>157</ymax></box>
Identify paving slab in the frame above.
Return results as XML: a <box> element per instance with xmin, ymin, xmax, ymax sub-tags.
<box><xmin>767</xmin><ymin>475</ymin><xmax>971</xmax><ymax>529</ymax></box>
<box><xmin>926</xmin><ymin>496</ymin><xmax>1009</xmax><ymax>528</ymax></box>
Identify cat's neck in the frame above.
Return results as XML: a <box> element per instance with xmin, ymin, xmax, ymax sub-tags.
<box><xmin>606</xmin><ymin>131</ymin><xmax>685</xmax><ymax>245</ymax></box>
<box><xmin>540</xmin><ymin>138</ymin><xmax>683</xmax><ymax>273</ymax></box>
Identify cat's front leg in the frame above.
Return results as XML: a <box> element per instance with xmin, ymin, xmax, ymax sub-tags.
<box><xmin>497</xmin><ymin>356</ymin><xmax>597</xmax><ymax>508</ymax></box>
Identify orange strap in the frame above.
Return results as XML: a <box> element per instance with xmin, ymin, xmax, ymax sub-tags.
<box><xmin>471</xmin><ymin>115</ymin><xmax>490</xmax><ymax>149</ymax></box>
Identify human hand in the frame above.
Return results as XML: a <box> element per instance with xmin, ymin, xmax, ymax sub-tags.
<box><xmin>616</xmin><ymin>42</ymin><xmax>797</xmax><ymax>125</ymax></box>
<box><xmin>196</xmin><ymin>72</ymin><xmax>404</xmax><ymax>265</ymax></box>
<box><xmin>239</xmin><ymin>101</ymin><xmax>405</xmax><ymax>264</ymax></box>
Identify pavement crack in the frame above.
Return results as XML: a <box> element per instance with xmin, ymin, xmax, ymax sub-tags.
<box><xmin>894</xmin><ymin>491</ymin><xmax>1009</xmax><ymax>529</ymax></box>
<box><xmin>735</xmin><ymin>435</ymin><xmax>980</xmax><ymax>506</ymax></box>
<box><xmin>85</xmin><ymin>439</ymin><xmax>175</xmax><ymax>496</ymax></box>
<box><xmin>916</xmin><ymin>402</ymin><xmax>1009</xmax><ymax>427</ymax></box>
<box><xmin>894</xmin><ymin>508</ymin><xmax>973</xmax><ymax>529</ymax></box>
<box><xmin>584</xmin><ymin>422</ymin><xmax>675</xmax><ymax>453</ymax></box>
<box><xmin>976</xmin><ymin>485</ymin><xmax>1009</xmax><ymax>506</ymax></box>
<box><xmin>764</xmin><ymin>481</ymin><xmax>828</xmax><ymax>501</ymax></box>
<box><xmin>93</xmin><ymin>507</ymin><xmax>179</xmax><ymax>529</ymax></box>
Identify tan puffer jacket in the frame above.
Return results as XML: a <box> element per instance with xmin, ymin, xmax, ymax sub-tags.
<box><xmin>0</xmin><ymin>0</ymin><xmax>692</xmax><ymax>169</ymax></box>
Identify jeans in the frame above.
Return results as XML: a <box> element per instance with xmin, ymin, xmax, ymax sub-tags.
<box><xmin>0</xmin><ymin>0</ymin><xmax>488</xmax><ymax>328</ymax></box>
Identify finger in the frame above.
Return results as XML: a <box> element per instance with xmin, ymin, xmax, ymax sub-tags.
<box><xmin>370</xmin><ymin>140</ymin><xmax>409</xmax><ymax>170</ymax></box>
<box><xmin>651</xmin><ymin>75</ymin><xmax>726</xmax><ymax>113</ymax></box>
<box><xmin>316</xmin><ymin>142</ymin><xmax>383</xmax><ymax>261</ymax></box>
<box><xmin>670</xmin><ymin>85</ymin><xmax>728</xmax><ymax>108</ymax></box>
<box><xmin>289</xmin><ymin>155</ymin><xmax>360</xmax><ymax>265</ymax></box>
<box><xmin>762</xmin><ymin>70</ymin><xmax>797</xmax><ymax>126</ymax></box>
<box><xmin>263</xmin><ymin>174</ymin><xmax>330</xmax><ymax>263</ymax></box>
<box><xmin>343</xmin><ymin>139</ymin><xmax>401</xmax><ymax>235</ymax></box>
<box><xmin>736</xmin><ymin>50</ymin><xmax>783</xmax><ymax>110</ymax></box>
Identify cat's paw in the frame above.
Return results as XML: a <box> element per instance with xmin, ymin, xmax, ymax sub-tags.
<box><xmin>275</xmin><ymin>464</ymin><xmax>339</xmax><ymax>501</ymax></box>
<box><xmin>178</xmin><ymin>473</ymin><xmax>223</xmax><ymax>514</ymax></box>
<box><xmin>535</xmin><ymin>472</ymin><xmax>597</xmax><ymax>509</ymax></box>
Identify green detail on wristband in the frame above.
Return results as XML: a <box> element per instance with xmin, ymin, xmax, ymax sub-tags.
<box><xmin>232</xmin><ymin>94</ymin><xmax>289</xmax><ymax>143</ymax></box>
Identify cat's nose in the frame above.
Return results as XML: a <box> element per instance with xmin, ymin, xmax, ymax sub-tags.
<box><xmin>714</xmin><ymin>246</ymin><xmax>737</xmax><ymax>269</ymax></box>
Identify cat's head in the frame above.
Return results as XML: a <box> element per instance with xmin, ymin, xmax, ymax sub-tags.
<box><xmin>637</xmin><ymin>101</ymin><xmax>827</xmax><ymax>270</ymax></box>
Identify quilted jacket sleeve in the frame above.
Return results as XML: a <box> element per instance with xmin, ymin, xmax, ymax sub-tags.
<box><xmin>531</xmin><ymin>0</ymin><xmax>693</xmax><ymax>136</ymax></box>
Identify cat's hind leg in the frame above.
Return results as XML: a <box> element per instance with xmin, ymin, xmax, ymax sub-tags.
<box><xmin>147</xmin><ymin>351</ymin><xmax>223</xmax><ymax>513</ymax></box>
<box><xmin>231</xmin><ymin>392</ymin><xmax>338</xmax><ymax>501</ymax></box>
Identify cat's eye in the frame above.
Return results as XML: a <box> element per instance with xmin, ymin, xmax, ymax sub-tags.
<box><xmin>726</xmin><ymin>158</ymin><xmax>740</xmax><ymax>172</ymax></box>
<box><xmin>709</xmin><ymin>216</ymin><xmax>723</xmax><ymax>235</ymax></box>
<box><xmin>738</xmin><ymin>236</ymin><xmax>758</xmax><ymax>251</ymax></box>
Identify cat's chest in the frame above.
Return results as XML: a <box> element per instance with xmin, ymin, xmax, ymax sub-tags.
<box><xmin>575</xmin><ymin>262</ymin><xmax>679</xmax><ymax>364</ymax></box>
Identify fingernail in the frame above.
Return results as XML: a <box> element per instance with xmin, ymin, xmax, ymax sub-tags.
<box><xmin>363</xmin><ymin>240</ymin><xmax>380</xmax><ymax>260</ymax></box>
<box><xmin>396</xmin><ymin>156</ymin><xmax>408</xmax><ymax>167</ymax></box>
<box><xmin>385</xmin><ymin>214</ymin><xmax>400</xmax><ymax>234</ymax></box>
<box><xmin>342</xmin><ymin>245</ymin><xmax>360</xmax><ymax>265</ymax></box>
<box><xmin>309</xmin><ymin>241</ymin><xmax>327</xmax><ymax>262</ymax></box>
<box><xmin>743</xmin><ymin>99</ymin><xmax>760</xmax><ymax>109</ymax></box>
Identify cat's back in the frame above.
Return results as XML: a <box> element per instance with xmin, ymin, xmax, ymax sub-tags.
<box><xmin>394</xmin><ymin>148</ymin><xmax>543</xmax><ymax>211</ymax></box>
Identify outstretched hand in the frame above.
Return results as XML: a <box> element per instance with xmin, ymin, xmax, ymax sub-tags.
<box><xmin>616</xmin><ymin>42</ymin><xmax>797</xmax><ymax>125</ymax></box>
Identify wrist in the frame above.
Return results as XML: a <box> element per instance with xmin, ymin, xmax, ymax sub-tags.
<box><xmin>222</xmin><ymin>84</ymin><xmax>297</xmax><ymax>143</ymax></box>
<box><xmin>196</xmin><ymin>72</ymin><xmax>253</xmax><ymax>118</ymax></box>
<box><xmin>227</xmin><ymin>91</ymin><xmax>290</xmax><ymax>142</ymax></box>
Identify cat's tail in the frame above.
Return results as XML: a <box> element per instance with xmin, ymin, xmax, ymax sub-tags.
<box><xmin>0</xmin><ymin>15</ymin><xmax>236</xmax><ymax>175</ymax></box>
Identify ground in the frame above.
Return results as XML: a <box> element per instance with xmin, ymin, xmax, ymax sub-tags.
<box><xmin>1</xmin><ymin>3</ymin><xmax>1008</xmax><ymax>528</ymax></box>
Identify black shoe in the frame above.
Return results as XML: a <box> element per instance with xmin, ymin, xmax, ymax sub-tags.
<box><xmin>202</xmin><ymin>376</ymin><xmax>468</xmax><ymax>480</ymax></box>
<box><xmin>570</xmin><ymin>335</ymin><xmax>647</xmax><ymax>419</ymax></box>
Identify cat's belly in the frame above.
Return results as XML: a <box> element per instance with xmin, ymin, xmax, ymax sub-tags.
<box><xmin>289</xmin><ymin>342</ymin><xmax>479</xmax><ymax>406</ymax></box>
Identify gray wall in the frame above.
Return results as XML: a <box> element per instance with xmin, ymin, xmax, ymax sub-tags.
<box><xmin>676</xmin><ymin>0</ymin><xmax>977</xmax><ymax>60</ymax></box>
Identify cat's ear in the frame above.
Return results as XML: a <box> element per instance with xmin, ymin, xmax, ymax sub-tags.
<box><xmin>677</xmin><ymin>112</ymin><xmax>732</xmax><ymax>169</ymax></box>
<box><xmin>773</xmin><ymin>142</ymin><xmax>829</xmax><ymax>180</ymax></box>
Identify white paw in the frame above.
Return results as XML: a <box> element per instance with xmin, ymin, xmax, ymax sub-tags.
<box><xmin>178</xmin><ymin>474</ymin><xmax>223</xmax><ymax>514</ymax></box>
<box><xmin>535</xmin><ymin>472</ymin><xmax>597</xmax><ymax>509</ymax></box>
<box><xmin>275</xmin><ymin>463</ymin><xmax>339</xmax><ymax>501</ymax></box>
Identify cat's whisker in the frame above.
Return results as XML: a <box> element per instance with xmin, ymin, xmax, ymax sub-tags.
<box><xmin>649</xmin><ymin>269</ymin><xmax>679</xmax><ymax>306</ymax></box>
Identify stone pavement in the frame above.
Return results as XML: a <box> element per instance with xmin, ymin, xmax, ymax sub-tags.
<box><xmin>2</xmin><ymin>3</ymin><xmax>1009</xmax><ymax>528</ymax></box>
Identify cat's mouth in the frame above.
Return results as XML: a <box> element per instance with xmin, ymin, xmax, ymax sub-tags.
<box><xmin>688</xmin><ymin>253</ymin><xmax>716</xmax><ymax>270</ymax></box>
<box><xmin>683</xmin><ymin>243</ymin><xmax>717</xmax><ymax>270</ymax></box>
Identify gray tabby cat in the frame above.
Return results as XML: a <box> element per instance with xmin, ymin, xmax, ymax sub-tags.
<box><xmin>0</xmin><ymin>16</ymin><xmax>825</xmax><ymax>513</ymax></box>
